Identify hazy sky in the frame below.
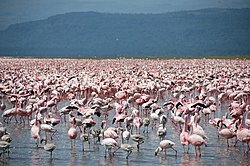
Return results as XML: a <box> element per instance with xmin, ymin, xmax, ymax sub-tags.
<box><xmin>0</xmin><ymin>0</ymin><xmax>250</xmax><ymax>30</ymax></box>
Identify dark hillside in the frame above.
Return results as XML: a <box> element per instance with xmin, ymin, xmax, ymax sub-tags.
<box><xmin>0</xmin><ymin>8</ymin><xmax>250</xmax><ymax>58</ymax></box>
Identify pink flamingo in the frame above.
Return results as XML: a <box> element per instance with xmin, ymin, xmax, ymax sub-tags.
<box><xmin>133</xmin><ymin>114</ymin><xmax>143</xmax><ymax>134</ymax></box>
<box><xmin>68</xmin><ymin>117</ymin><xmax>78</xmax><ymax>149</ymax></box>
<box><xmin>101</xmin><ymin>120</ymin><xmax>120</xmax><ymax>139</ymax></box>
<box><xmin>101</xmin><ymin>138</ymin><xmax>120</xmax><ymax>158</ymax></box>
<box><xmin>217</xmin><ymin>120</ymin><xmax>236</xmax><ymax>147</ymax></box>
<box><xmin>112</xmin><ymin>112</ymin><xmax>128</xmax><ymax>127</ymax></box>
<box><xmin>187</xmin><ymin>125</ymin><xmax>206</xmax><ymax>157</ymax></box>
<box><xmin>31</xmin><ymin>111</ymin><xmax>40</xmax><ymax>147</ymax></box>
<box><xmin>180</xmin><ymin>115</ymin><xmax>189</xmax><ymax>153</ymax></box>
<box><xmin>236</xmin><ymin>116</ymin><xmax>250</xmax><ymax>154</ymax></box>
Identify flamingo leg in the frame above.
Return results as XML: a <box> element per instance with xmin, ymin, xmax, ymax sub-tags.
<box><xmin>104</xmin><ymin>147</ymin><xmax>107</xmax><ymax>158</ymax></box>
<box><xmin>36</xmin><ymin>138</ymin><xmax>39</xmax><ymax>148</ymax></box>
<box><xmin>71</xmin><ymin>140</ymin><xmax>73</xmax><ymax>150</ymax></box>
<box><xmin>198</xmin><ymin>146</ymin><xmax>201</xmax><ymax>157</ymax></box>
<box><xmin>64</xmin><ymin>115</ymin><xmax>66</xmax><ymax>124</ymax></box>
<box><xmin>113</xmin><ymin>146</ymin><xmax>120</xmax><ymax>156</ymax></box>
<box><xmin>234</xmin><ymin>139</ymin><xmax>238</xmax><ymax>147</ymax></box>
<box><xmin>51</xmin><ymin>130</ymin><xmax>57</xmax><ymax>140</ymax></box>
<box><xmin>15</xmin><ymin>115</ymin><xmax>18</xmax><ymax>123</ymax></box>
<box><xmin>126</xmin><ymin>150</ymin><xmax>132</xmax><ymax>159</ymax></box>
<box><xmin>108</xmin><ymin>148</ymin><xmax>111</xmax><ymax>158</ymax></box>
<box><xmin>171</xmin><ymin>147</ymin><xmax>177</xmax><ymax>156</ymax></box>
<box><xmin>137</xmin><ymin>140</ymin><xmax>144</xmax><ymax>151</ymax></box>
<box><xmin>182</xmin><ymin>145</ymin><xmax>186</xmax><ymax>153</ymax></box>
<box><xmin>244</xmin><ymin>142</ymin><xmax>250</xmax><ymax>155</ymax></box>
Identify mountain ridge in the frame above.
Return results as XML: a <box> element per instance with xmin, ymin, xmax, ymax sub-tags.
<box><xmin>0</xmin><ymin>8</ymin><xmax>250</xmax><ymax>58</ymax></box>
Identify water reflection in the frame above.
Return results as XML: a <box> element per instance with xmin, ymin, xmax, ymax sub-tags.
<box><xmin>30</xmin><ymin>149</ymin><xmax>40</xmax><ymax>166</ymax></box>
<box><xmin>44</xmin><ymin>158</ymin><xmax>54</xmax><ymax>166</ymax></box>
<box><xmin>179</xmin><ymin>154</ymin><xmax>190</xmax><ymax>166</ymax></box>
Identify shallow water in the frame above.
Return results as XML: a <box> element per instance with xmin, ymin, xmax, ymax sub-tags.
<box><xmin>1</xmin><ymin>101</ymin><xmax>250</xmax><ymax>166</ymax></box>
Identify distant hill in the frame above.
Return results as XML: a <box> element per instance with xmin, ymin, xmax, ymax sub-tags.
<box><xmin>0</xmin><ymin>8</ymin><xmax>250</xmax><ymax>58</ymax></box>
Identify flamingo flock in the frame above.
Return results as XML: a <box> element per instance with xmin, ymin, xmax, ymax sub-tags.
<box><xmin>0</xmin><ymin>58</ymin><xmax>250</xmax><ymax>161</ymax></box>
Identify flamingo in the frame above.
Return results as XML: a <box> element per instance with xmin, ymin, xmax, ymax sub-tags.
<box><xmin>121</xmin><ymin>143</ymin><xmax>134</xmax><ymax>159</ymax></box>
<box><xmin>236</xmin><ymin>116</ymin><xmax>250</xmax><ymax>154</ymax></box>
<box><xmin>0</xmin><ymin>95</ymin><xmax>6</xmax><ymax>111</ymax></box>
<box><xmin>120</xmin><ymin>128</ymin><xmax>134</xmax><ymax>159</ymax></box>
<box><xmin>0</xmin><ymin>141</ymin><xmax>10</xmax><ymax>157</ymax></box>
<box><xmin>124</xmin><ymin>116</ymin><xmax>133</xmax><ymax>129</ymax></box>
<box><xmin>131</xmin><ymin>134</ymin><xmax>144</xmax><ymax>151</ymax></box>
<box><xmin>101</xmin><ymin>138</ymin><xmax>119</xmax><ymax>158</ymax></box>
<box><xmin>155</xmin><ymin>140</ymin><xmax>177</xmax><ymax>157</ymax></box>
<box><xmin>82</xmin><ymin>118</ymin><xmax>96</xmax><ymax>131</ymax></box>
<box><xmin>90</xmin><ymin>128</ymin><xmax>101</xmax><ymax>144</ymax></box>
<box><xmin>180</xmin><ymin>115</ymin><xmax>189</xmax><ymax>153</ymax></box>
<box><xmin>101</xmin><ymin>120</ymin><xmax>120</xmax><ymax>139</ymax></box>
<box><xmin>40</xmin><ymin>139</ymin><xmax>56</xmax><ymax>158</ymax></box>
<box><xmin>187</xmin><ymin>125</ymin><xmax>206</xmax><ymax>157</ymax></box>
<box><xmin>1</xmin><ymin>132</ymin><xmax>12</xmax><ymax>143</ymax></box>
<box><xmin>133</xmin><ymin>115</ymin><xmax>143</xmax><ymax>134</ymax></box>
<box><xmin>150</xmin><ymin>111</ymin><xmax>159</xmax><ymax>129</ymax></box>
<box><xmin>159</xmin><ymin>114</ymin><xmax>168</xmax><ymax>127</ymax></box>
<box><xmin>44</xmin><ymin>112</ymin><xmax>60</xmax><ymax>127</ymax></box>
<box><xmin>112</xmin><ymin>113</ymin><xmax>128</xmax><ymax>127</ymax></box>
<box><xmin>40</xmin><ymin>123</ymin><xmax>57</xmax><ymax>140</ymax></box>
<box><xmin>59</xmin><ymin>105</ymin><xmax>78</xmax><ymax>123</ymax></box>
<box><xmin>217</xmin><ymin>120</ymin><xmax>236</xmax><ymax>147</ymax></box>
<box><xmin>31</xmin><ymin>111</ymin><xmax>40</xmax><ymax>147</ymax></box>
<box><xmin>245</xmin><ymin>106</ymin><xmax>250</xmax><ymax>128</ymax></box>
<box><xmin>157</xmin><ymin>124</ymin><xmax>167</xmax><ymax>141</ymax></box>
<box><xmin>69</xmin><ymin>111</ymin><xmax>83</xmax><ymax>132</ymax></box>
<box><xmin>170</xmin><ymin>107</ymin><xmax>185</xmax><ymax>131</ymax></box>
<box><xmin>143</xmin><ymin>117</ymin><xmax>150</xmax><ymax>133</ymax></box>
<box><xmin>68</xmin><ymin>117</ymin><xmax>78</xmax><ymax>149</ymax></box>
<box><xmin>0</xmin><ymin>127</ymin><xmax>7</xmax><ymax>138</ymax></box>
<box><xmin>80</xmin><ymin>132</ymin><xmax>90</xmax><ymax>151</ymax></box>
<box><xmin>192</xmin><ymin>113</ymin><xmax>208</xmax><ymax>140</ymax></box>
<box><xmin>121</xmin><ymin>127</ymin><xmax>130</xmax><ymax>143</ymax></box>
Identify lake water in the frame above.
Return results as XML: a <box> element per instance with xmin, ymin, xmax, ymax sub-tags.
<box><xmin>1</xmin><ymin>99</ymin><xmax>250</xmax><ymax>166</ymax></box>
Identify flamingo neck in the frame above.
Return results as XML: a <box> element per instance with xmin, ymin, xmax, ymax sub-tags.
<box><xmin>238</xmin><ymin>118</ymin><xmax>243</xmax><ymax>130</ymax></box>
<box><xmin>120</xmin><ymin>130</ymin><xmax>124</xmax><ymax>144</ymax></box>
<box><xmin>194</xmin><ymin>114</ymin><xmax>198</xmax><ymax>127</ymax></box>
<box><xmin>35</xmin><ymin>112</ymin><xmax>39</xmax><ymax>126</ymax></box>
<box><xmin>189</xmin><ymin>125</ymin><xmax>194</xmax><ymax>136</ymax></box>
<box><xmin>182</xmin><ymin>119</ymin><xmax>187</xmax><ymax>133</ymax></box>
